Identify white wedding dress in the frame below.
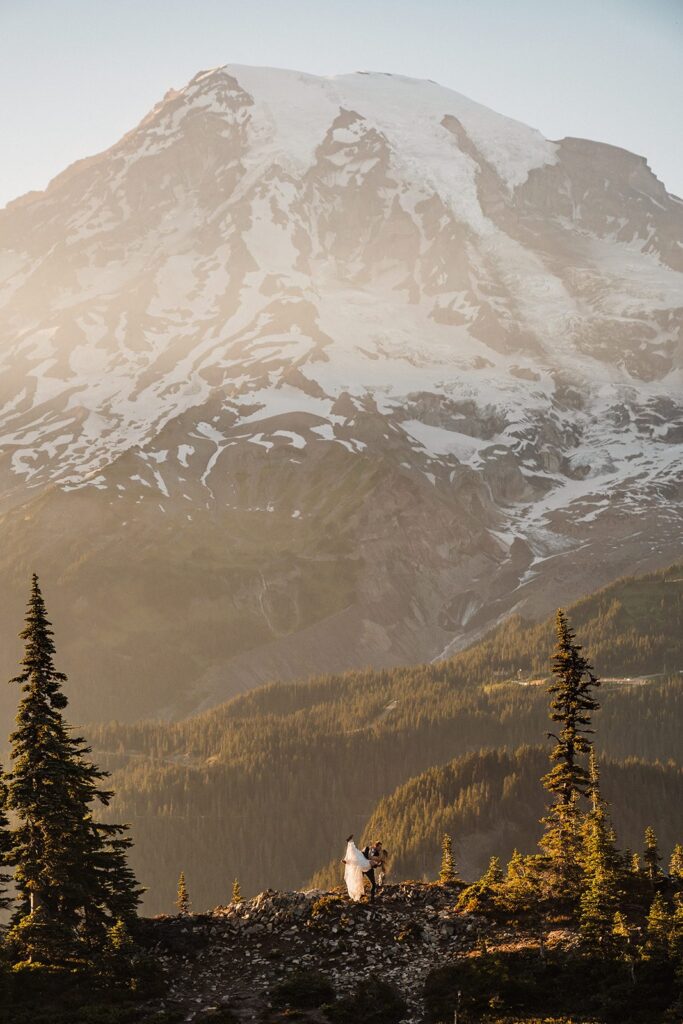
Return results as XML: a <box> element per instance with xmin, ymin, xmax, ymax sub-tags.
<box><xmin>344</xmin><ymin>839</ymin><xmax>371</xmax><ymax>901</ymax></box>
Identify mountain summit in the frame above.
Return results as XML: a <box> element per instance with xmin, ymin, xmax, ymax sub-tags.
<box><xmin>0</xmin><ymin>66</ymin><xmax>681</xmax><ymax>721</ymax></box>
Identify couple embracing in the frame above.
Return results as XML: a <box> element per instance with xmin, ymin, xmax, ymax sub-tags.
<box><xmin>342</xmin><ymin>834</ymin><xmax>387</xmax><ymax>902</ymax></box>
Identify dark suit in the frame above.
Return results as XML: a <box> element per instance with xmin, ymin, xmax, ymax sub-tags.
<box><xmin>363</xmin><ymin>845</ymin><xmax>378</xmax><ymax>899</ymax></box>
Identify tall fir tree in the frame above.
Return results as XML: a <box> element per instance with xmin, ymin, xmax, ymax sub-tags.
<box><xmin>643</xmin><ymin>826</ymin><xmax>663</xmax><ymax>887</ymax></box>
<box><xmin>439</xmin><ymin>833</ymin><xmax>459</xmax><ymax>885</ymax></box>
<box><xmin>540</xmin><ymin>610</ymin><xmax>600</xmax><ymax>897</ymax></box>
<box><xmin>6</xmin><ymin>575</ymin><xmax>142</xmax><ymax>960</ymax></box>
<box><xmin>176</xmin><ymin>872</ymin><xmax>190</xmax><ymax>915</ymax></box>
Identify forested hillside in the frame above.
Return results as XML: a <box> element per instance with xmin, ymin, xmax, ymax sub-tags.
<box><xmin>313</xmin><ymin>748</ymin><xmax>683</xmax><ymax>889</ymax></box>
<box><xmin>74</xmin><ymin>565</ymin><xmax>682</xmax><ymax>914</ymax></box>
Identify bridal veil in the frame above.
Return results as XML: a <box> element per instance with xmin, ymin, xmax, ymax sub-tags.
<box><xmin>344</xmin><ymin>839</ymin><xmax>371</xmax><ymax>901</ymax></box>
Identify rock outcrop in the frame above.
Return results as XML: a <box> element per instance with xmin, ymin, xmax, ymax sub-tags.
<box><xmin>137</xmin><ymin>884</ymin><xmax>503</xmax><ymax>1021</ymax></box>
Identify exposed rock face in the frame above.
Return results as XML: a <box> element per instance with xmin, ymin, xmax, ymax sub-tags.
<box><xmin>0</xmin><ymin>66</ymin><xmax>681</xmax><ymax>721</ymax></box>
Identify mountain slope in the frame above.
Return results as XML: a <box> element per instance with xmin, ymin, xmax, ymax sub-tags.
<box><xmin>439</xmin><ymin>560</ymin><xmax>683</xmax><ymax>681</ymax></box>
<box><xmin>63</xmin><ymin>566</ymin><xmax>683</xmax><ymax>914</ymax></box>
<box><xmin>1</xmin><ymin>66</ymin><xmax>682</xmax><ymax>721</ymax></box>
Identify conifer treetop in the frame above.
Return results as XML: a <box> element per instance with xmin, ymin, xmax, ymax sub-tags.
<box><xmin>13</xmin><ymin>573</ymin><xmax>67</xmax><ymax>707</ymax></box>
<box><xmin>543</xmin><ymin>609</ymin><xmax>601</xmax><ymax>805</ymax></box>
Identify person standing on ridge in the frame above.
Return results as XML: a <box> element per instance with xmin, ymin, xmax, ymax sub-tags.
<box><xmin>341</xmin><ymin>834</ymin><xmax>371</xmax><ymax>901</ymax></box>
<box><xmin>363</xmin><ymin>839</ymin><xmax>384</xmax><ymax>901</ymax></box>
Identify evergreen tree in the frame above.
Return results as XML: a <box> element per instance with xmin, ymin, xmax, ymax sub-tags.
<box><xmin>643</xmin><ymin>826</ymin><xmax>663</xmax><ymax>887</ymax></box>
<box><xmin>231</xmin><ymin>877</ymin><xmax>243</xmax><ymax>905</ymax></box>
<box><xmin>6</xmin><ymin>575</ymin><xmax>142</xmax><ymax>960</ymax></box>
<box><xmin>581</xmin><ymin>753</ymin><xmax>620</xmax><ymax>871</ymax></box>
<box><xmin>543</xmin><ymin>611</ymin><xmax>602</xmax><ymax>804</ymax></box>
<box><xmin>107</xmin><ymin>917</ymin><xmax>135</xmax><ymax>958</ymax></box>
<box><xmin>644</xmin><ymin>892</ymin><xmax>672</xmax><ymax>960</ymax></box>
<box><xmin>580</xmin><ymin>870</ymin><xmax>618</xmax><ymax>949</ymax></box>
<box><xmin>540</xmin><ymin>611</ymin><xmax>600</xmax><ymax>896</ymax></box>
<box><xmin>482</xmin><ymin>855</ymin><xmax>503</xmax><ymax>885</ymax></box>
<box><xmin>176</xmin><ymin>872</ymin><xmax>190</xmax><ymax>915</ymax></box>
<box><xmin>501</xmin><ymin>851</ymin><xmax>547</xmax><ymax>957</ymax></box>
<box><xmin>501</xmin><ymin>850</ymin><xmax>541</xmax><ymax>915</ymax></box>
<box><xmin>456</xmin><ymin>856</ymin><xmax>503</xmax><ymax>915</ymax></box>
<box><xmin>0</xmin><ymin>764</ymin><xmax>13</xmax><ymax>911</ymax></box>
<box><xmin>104</xmin><ymin>918</ymin><xmax>136</xmax><ymax>984</ymax></box>
<box><xmin>669</xmin><ymin>844</ymin><xmax>683</xmax><ymax>884</ymax></box>
<box><xmin>579</xmin><ymin>759</ymin><xmax>620</xmax><ymax>949</ymax></box>
<box><xmin>6</xmin><ymin>904</ymin><xmax>76</xmax><ymax>964</ymax></box>
<box><xmin>439</xmin><ymin>833</ymin><xmax>459</xmax><ymax>885</ymax></box>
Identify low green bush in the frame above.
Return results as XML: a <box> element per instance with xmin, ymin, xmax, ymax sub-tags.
<box><xmin>271</xmin><ymin>969</ymin><xmax>336</xmax><ymax>1009</ymax></box>
<box><xmin>423</xmin><ymin>951</ymin><xmax>679</xmax><ymax>1023</ymax></box>
<box><xmin>326</xmin><ymin>976</ymin><xmax>406</xmax><ymax>1024</ymax></box>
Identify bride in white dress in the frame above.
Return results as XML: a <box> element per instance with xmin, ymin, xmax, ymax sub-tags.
<box><xmin>343</xmin><ymin>836</ymin><xmax>371</xmax><ymax>901</ymax></box>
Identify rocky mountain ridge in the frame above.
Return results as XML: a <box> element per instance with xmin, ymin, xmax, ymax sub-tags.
<box><xmin>8</xmin><ymin>875</ymin><xmax>682</xmax><ymax>1022</ymax></box>
<box><xmin>121</xmin><ymin>873</ymin><xmax>681</xmax><ymax>1024</ymax></box>
<box><xmin>136</xmin><ymin>883</ymin><xmax>556</xmax><ymax>1022</ymax></box>
<box><xmin>143</xmin><ymin>884</ymin><xmax>472</xmax><ymax>1021</ymax></box>
<box><xmin>0</xmin><ymin>66</ymin><xmax>681</xmax><ymax>721</ymax></box>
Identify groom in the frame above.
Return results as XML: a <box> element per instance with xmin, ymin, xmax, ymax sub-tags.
<box><xmin>362</xmin><ymin>839</ymin><xmax>383</xmax><ymax>901</ymax></box>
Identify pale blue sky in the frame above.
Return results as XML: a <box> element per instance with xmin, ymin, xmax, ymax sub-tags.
<box><xmin>1</xmin><ymin>0</ymin><xmax>681</xmax><ymax>208</ymax></box>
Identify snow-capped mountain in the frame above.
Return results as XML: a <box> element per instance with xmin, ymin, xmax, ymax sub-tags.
<box><xmin>0</xmin><ymin>66</ymin><xmax>681</xmax><ymax>722</ymax></box>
